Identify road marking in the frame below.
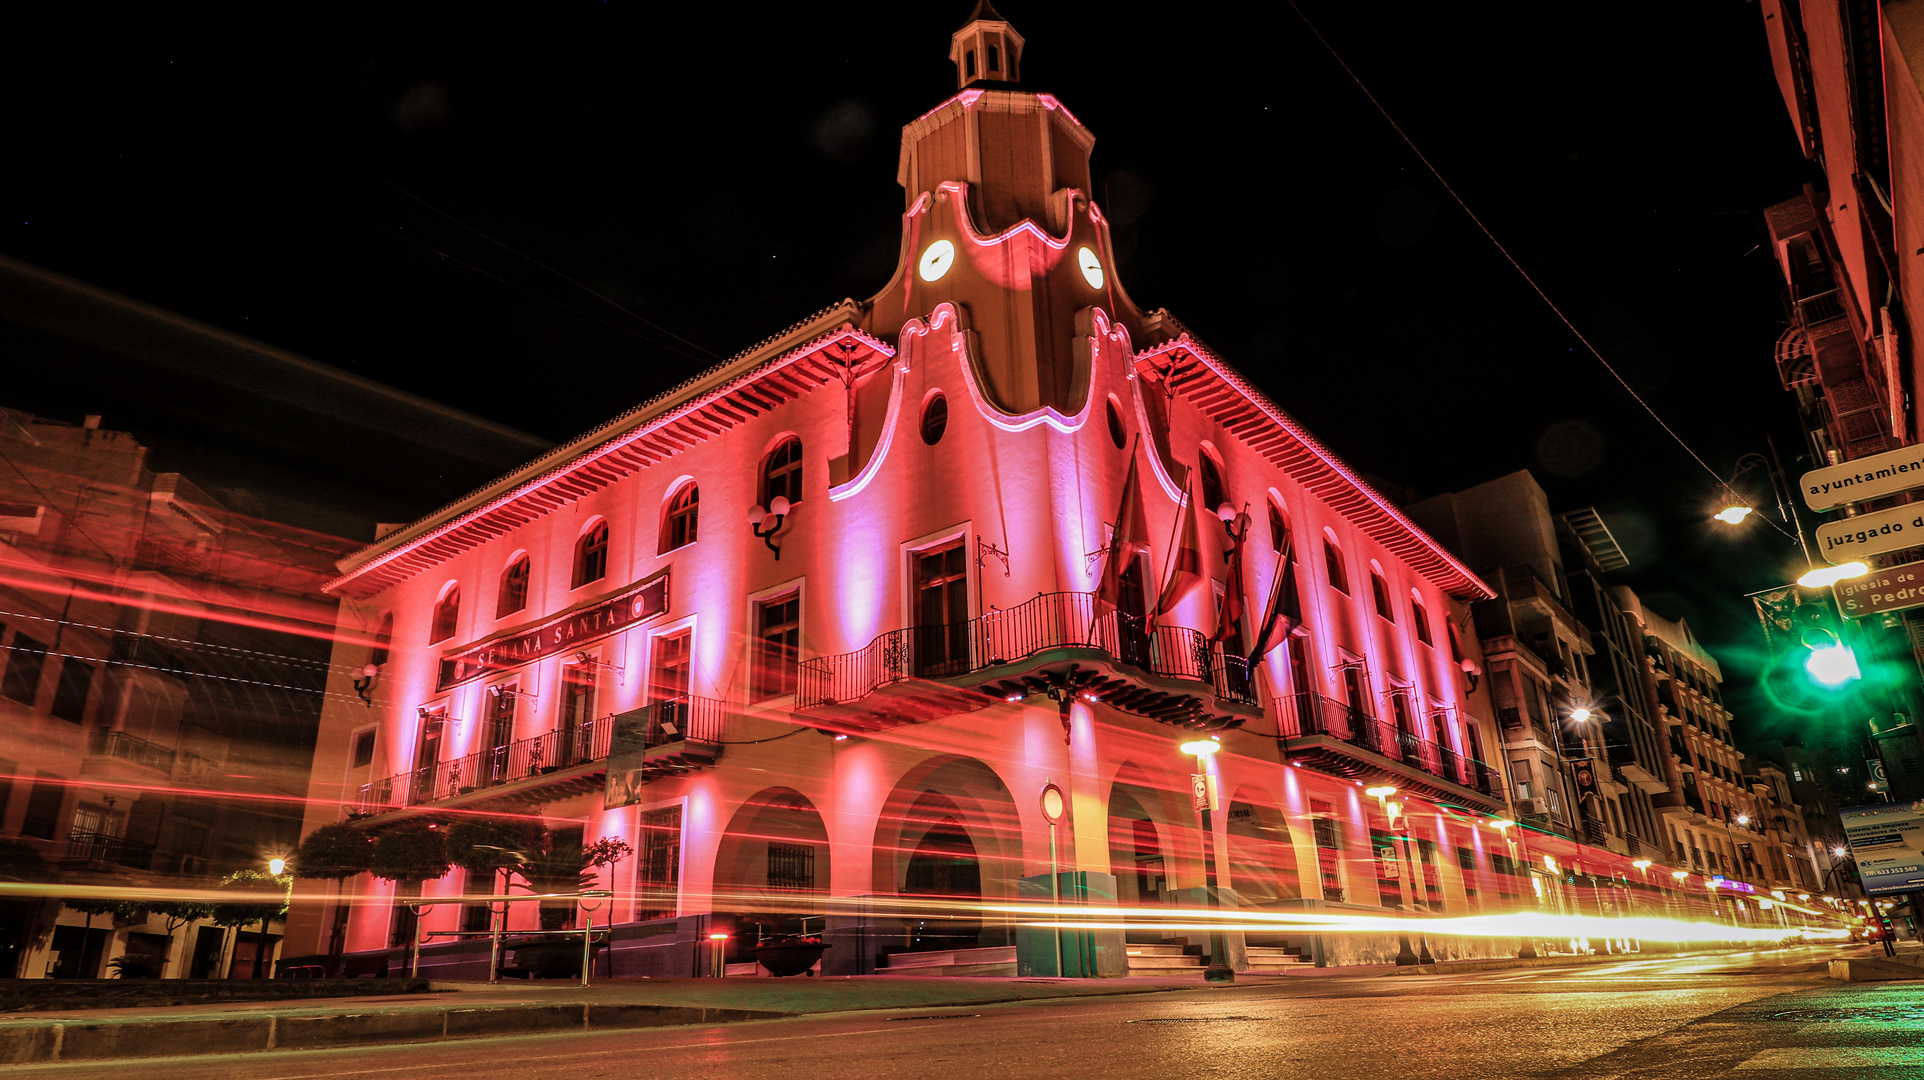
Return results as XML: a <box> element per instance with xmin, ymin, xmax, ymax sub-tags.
<box><xmin>1737</xmin><ymin>1047</ymin><xmax>1924</xmax><ymax>1069</ymax></box>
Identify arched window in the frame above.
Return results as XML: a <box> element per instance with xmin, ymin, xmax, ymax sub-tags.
<box><xmin>429</xmin><ymin>586</ymin><xmax>460</xmax><ymax>645</ymax></box>
<box><xmin>1370</xmin><ymin>561</ymin><xmax>1394</xmax><ymax>622</ymax></box>
<box><xmin>573</xmin><ymin>521</ymin><xmax>609</xmax><ymax>589</ymax></box>
<box><xmin>1323</xmin><ymin>533</ymin><xmax>1349</xmax><ymax>594</ymax></box>
<box><xmin>664</xmin><ymin>484</ymin><xmax>699</xmax><ymax>552</ymax></box>
<box><xmin>370</xmin><ymin>612</ymin><xmax>393</xmax><ymax>667</ymax></box>
<box><xmin>1410</xmin><ymin>590</ymin><xmax>1432</xmax><ymax>646</ymax></box>
<box><xmin>1268</xmin><ymin>501</ymin><xmax>1290</xmax><ymax>554</ymax></box>
<box><xmin>761</xmin><ymin>437</ymin><xmax>804</xmax><ymax>507</ymax></box>
<box><xmin>921</xmin><ymin>393</ymin><xmax>948</xmax><ymax>445</ymax></box>
<box><xmin>987</xmin><ymin>45</ymin><xmax>1000</xmax><ymax>72</ymax></box>
<box><xmin>497</xmin><ymin>554</ymin><xmax>530</xmax><ymax>618</ymax></box>
<box><xmin>1197</xmin><ymin>453</ymin><xmax>1228</xmax><ymax>519</ymax></box>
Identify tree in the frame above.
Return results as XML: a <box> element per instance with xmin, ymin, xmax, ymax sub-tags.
<box><xmin>147</xmin><ymin>901</ymin><xmax>214</xmax><ymax>979</ymax></box>
<box><xmin>212</xmin><ymin>870</ymin><xmax>290</xmax><ymax>979</ymax></box>
<box><xmin>367</xmin><ymin>821</ymin><xmax>451</xmax><ymax>886</ymax></box>
<box><xmin>290</xmin><ymin>822</ymin><xmax>374</xmax><ymax>880</ymax></box>
<box><xmin>442</xmin><ymin>818</ymin><xmax>630</xmax><ymax>930</ymax></box>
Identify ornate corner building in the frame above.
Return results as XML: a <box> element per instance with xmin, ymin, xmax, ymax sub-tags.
<box><xmin>288</xmin><ymin>6</ymin><xmax>1779</xmax><ymax>978</ymax></box>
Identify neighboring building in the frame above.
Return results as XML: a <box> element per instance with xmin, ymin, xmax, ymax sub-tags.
<box><xmin>1747</xmin><ymin>739</ymin><xmax>1864</xmax><ymax>901</ymax></box>
<box><xmin>0</xmin><ymin>408</ymin><xmax>350</xmax><ymax>978</ymax></box>
<box><xmin>1407</xmin><ymin>473</ymin><xmax>1668</xmax><ymax>864</ymax></box>
<box><xmin>1756</xmin><ymin>0</ymin><xmax>1924</xmax><ymax>799</ymax></box>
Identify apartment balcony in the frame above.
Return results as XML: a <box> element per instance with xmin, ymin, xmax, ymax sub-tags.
<box><xmin>795</xmin><ymin>591</ymin><xmax>1260</xmax><ymax>733</ymax></box>
<box><xmin>59</xmin><ymin>831</ymin><xmax>210</xmax><ymax>877</ymax></box>
<box><xmin>355</xmin><ymin>697</ymin><xmax>727</xmax><ymax>818</ymax></box>
<box><xmin>1277</xmin><ymin>692</ymin><xmax>1504</xmax><ymax>812</ymax></box>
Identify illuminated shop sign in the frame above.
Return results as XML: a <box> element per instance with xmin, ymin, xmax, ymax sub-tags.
<box><xmin>436</xmin><ymin>570</ymin><xmax>669</xmax><ymax>690</ymax></box>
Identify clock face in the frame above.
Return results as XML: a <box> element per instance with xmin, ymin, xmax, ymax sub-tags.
<box><xmin>918</xmin><ymin>239</ymin><xmax>956</xmax><ymax>282</ymax></box>
<box><xmin>1077</xmin><ymin>246</ymin><xmax>1104</xmax><ymax>289</ymax></box>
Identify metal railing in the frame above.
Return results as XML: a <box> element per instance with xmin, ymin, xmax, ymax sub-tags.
<box><xmin>796</xmin><ymin>591</ymin><xmax>1256</xmax><ymax>711</ymax></box>
<box><xmin>1277</xmin><ymin>692</ymin><xmax>1499</xmax><ymax>796</ymax></box>
<box><xmin>357</xmin><ymin>697</ymin><xmax>729</xmax><ymax>814</ymax></box>
<box><xmin>87</xmin><ymin>729</ymin><xmax>175</xmax><ymax>772</ymax></box>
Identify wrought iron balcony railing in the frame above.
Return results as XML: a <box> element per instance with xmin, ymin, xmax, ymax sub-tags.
<box><xmin>796</xmin><ymin>590</ymin><xmax>1256</xmax><ymax>712</ymax></box>
<box><xmin>1279</xmin><ymin>692</ymin><xmax>1499</xmax><ymax>796</ymax></box>
<box><xmin>356</xmin><ymin>697</ymin><xmax>726</xmax><ymax>814</ymax></box>
<box><xmin>87</xmin><ymin>729</ymin><xmax>175</xmax><ymax>772</ymax></box>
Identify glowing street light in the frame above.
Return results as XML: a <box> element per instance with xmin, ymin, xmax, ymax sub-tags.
<box><xmin>1180</xmin><ymin>737</ymin><xmax>1233</xmax><ymax>984</ymax></box>
<box><xmin>1713</xmin><ymin>504</ymin><xmax>1755</xmax><ymax>525</ymax></box>
<box><xmin>1364</xmin><ymin>785</ymin><xmax>1399</xmax><ymax>800</ymax></box>
<box><xmin>1568</xmin><ymin>707</ymin><xmax>1592</xmax><ymax>724</ymax></box>
<box><xmin>1672</xmin><ymin>871</ymin><xmax>1690</xmax><ymax>881</ymax></box>
<box><xmin>268</xmin><ymin>857</ymin><xmax>287</xmax><ymax>876</ymax></box>
<box><xmin>1796</xmin><ymin>562</ymin><xmax>1869</xmax><ymax>588</ymax></box>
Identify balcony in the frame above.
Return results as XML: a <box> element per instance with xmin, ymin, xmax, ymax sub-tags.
<box><xmin>1277</xmin><ymin>692</ymin><xmax>1504</xmax><ymax>811</ymax></box>
<box><xmin>87</xmin><ymin>729</ymin><xmax>175</xmax><ymax>772</ymax></box>
<box><xmin>795</xmin><ymin>591</ymin><xmax>1260</xmax><ymax>733</ymax></box>
<box><xmin>355</xmin><ymin>698</ymin><xmax>728</xmax><ymax>817</ymax></box>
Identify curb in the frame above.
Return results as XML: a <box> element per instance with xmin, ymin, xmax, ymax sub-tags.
<box><xmin>0</xmin><ymin>1002</ymin><xmax>788</xmax><ymax>1065</ymax></box>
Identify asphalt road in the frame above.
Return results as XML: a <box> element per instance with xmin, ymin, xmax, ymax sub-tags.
<box><xmin>20</xmin><ymin>947</ymin><xmax>1920</xmax><ymax>1080</ymax></box>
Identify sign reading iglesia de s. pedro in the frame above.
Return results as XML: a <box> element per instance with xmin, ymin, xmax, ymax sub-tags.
<box><xmin>435</xmin><ymin>569</ymin><xmax>669</xmax><ymax>690</ymax></box>
<box><xmin>1834</xmin><ymin>558</ymin><xmax>1924</xmax><ymax>619</ymax></box>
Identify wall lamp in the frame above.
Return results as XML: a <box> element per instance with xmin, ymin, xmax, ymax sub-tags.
<box><xmin>1217</xmin><ymin>502</ymin><xmax>1252</xmax><ymax>548</ymax></box>
<box><xmin>750</xmin><ymin>496</ymin><xmax>792</xmax><ymax>558</ymax></box>
<box><xmin>352</xmin><ymin>663</ymin><xmax>379</xmax><ymax>708</ymax></box>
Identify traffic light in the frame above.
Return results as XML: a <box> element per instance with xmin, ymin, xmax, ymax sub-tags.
<box><xmin>1792</xmin><ymin>601</ymin><xmax>1862</xmax><ymax>688</ymax></box>
<box><xmin>1754</xmin><ymin>589</ymin><xmax>1863</xmax><ymax>716</ymax></box>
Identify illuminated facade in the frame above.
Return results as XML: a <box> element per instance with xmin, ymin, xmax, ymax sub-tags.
<box><xmin>290</xmin><ymin>7</ymin><xmax>1764</xmax><ymax>976</ymax></box>
<box><xmin>0</xmin><ymin>408</ymin><xmax>346</xmax><ymax>978</ymax></box>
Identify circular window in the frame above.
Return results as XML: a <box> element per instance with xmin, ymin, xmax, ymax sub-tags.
<box><xmin>1105</xmin><ymin>396</ymin><xmax>1126</xmax><ymax>449</ymax></box>
<box><xmin>921</xmin><ymin>392</ymin><xmax>949</xmax><ymax>445</ymax></box>
<box><xmin>918</xmin><ymin>239</ymin><xmax>957</xmax><ymax>283</ymax></box>
<box><xmin>1077</xmin><ymin>246</ymin><xmax>1104</xmax><ymax>290</ymax></box>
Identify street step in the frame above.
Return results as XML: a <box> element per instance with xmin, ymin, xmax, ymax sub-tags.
<box><xmin>876</xmin><ymin>946</ymin><xmax>1018</xmax><ymax>976</ymax></box>
<box><xmin>1127</xmin><ymin>944</ymin><xmax>1203</xmax><ymax>977</ymax></box>
<box><xmin>1245</xmin><ymin>946</ymin><xmax>1309</xmax><ymax>972</ymax></box>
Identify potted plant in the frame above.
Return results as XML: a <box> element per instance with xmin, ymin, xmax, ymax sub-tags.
<box><xmin>749</xmin><ymin>916</ymin><xmax>830</xmax><ymax>977</ymax></box>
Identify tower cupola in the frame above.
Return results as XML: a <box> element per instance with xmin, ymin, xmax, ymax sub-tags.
<box><xmin>949</xmin><ymin>1</ymin><xmax>1023</xmax><ymax>89</ymax></box>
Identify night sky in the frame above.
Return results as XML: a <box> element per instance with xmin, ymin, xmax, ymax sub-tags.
<box><xmin>3</xmin><ymin>3</ymin><xmax>1816</xmax><ymax>729</ymax></box>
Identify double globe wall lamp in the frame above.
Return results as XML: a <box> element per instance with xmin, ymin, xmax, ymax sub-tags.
<box><xmin>749</xmin><ymin>496</ymin><xmax>792</xmax><ymax>558</ymax></box>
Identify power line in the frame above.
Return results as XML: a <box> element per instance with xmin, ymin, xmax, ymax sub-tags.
<box><xmin>1285</xmin><ymin>1</ymin><xmax>1732</xmax><ymax>494</ymax></box>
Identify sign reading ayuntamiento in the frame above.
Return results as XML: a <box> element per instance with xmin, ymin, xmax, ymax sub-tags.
<box><xmin>1801</xmin><ymin>445</ymin><xmax>1924</xmax><ymax>512</ymax></box>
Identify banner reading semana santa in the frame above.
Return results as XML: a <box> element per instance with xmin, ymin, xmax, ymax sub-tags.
<box><xmin>1802</xmin><ymin>444</ymin><xmax>1924</xmax><ymax>512</ymax></box>
<box><xmin>1813</xmin><ymin>503</ymin><xmax>1924</xmax><ymax>564</ymax></box>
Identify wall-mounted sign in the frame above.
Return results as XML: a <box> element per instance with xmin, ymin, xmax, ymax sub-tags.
<box><xmin>1802</xmin><ymin>445</ymin><xmax>1924</xmax><ymax>511</ymax></box>
<box><xmin>437</xmin><ymin>570</ymin><xmax>669</xmax><ymax>691</ymax></box>
<box><xmin>1834</xmin><ymin>558</ymin><xmax>1924</xmax><ymax>619</ymax></box>
<box><xmin>1813</xmin><ymin>505</ymin><xmax>1924</xmax><ymax>564</ymax></box>
<box><xmin>1842</xmin><ymin>801</ymin><xmax>1924</xmax><ymax>896</ymax></box>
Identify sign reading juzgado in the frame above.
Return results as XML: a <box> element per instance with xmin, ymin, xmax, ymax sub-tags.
<box><xmin>1813</xmin><ymin>504</ymin><xmax>1924</xmax><ymax>564</ymax></box>
<box><xmin>1801</xmin><ymin>445</ymin><xmax>1924</xmax><ymax>511</ymax></box>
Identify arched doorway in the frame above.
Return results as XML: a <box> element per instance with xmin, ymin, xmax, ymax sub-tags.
<box><xmin>871</xmin><ymin>756</ymin><xmax>1021</xmax><ymax>954</ymax></box>
<box><xmin>1107</xmin><ymin>785</ymin><xmax>1169</xmax><ymax>907</ymax></box>
<box><xmin>712</xmin><ymin>787</ymin><xmax>830</xmax><ymax>944</ymax></box>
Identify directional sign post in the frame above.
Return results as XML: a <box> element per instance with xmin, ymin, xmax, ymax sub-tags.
<box><xmin>1813</xmin><ymin>505</ymin><xmax>1924</xmax><ymax>564</ymax></box>
<box><xmin>1803</xmin><ymin>445</ymin><xmax>1924</xmax><ymax>512</ymax></box>
<box><xmin>1834</xmin><ymin>557</ymin><xmax>1924</xmax><ymax>618</ymax></box>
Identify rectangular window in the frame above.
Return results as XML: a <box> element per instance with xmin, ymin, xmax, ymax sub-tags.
<box><xmin>20</xmin><ymin>771</ymin><xmax>63</xmax><ymax>840</ymax></box>
<box><xmin>49</xmin><ymin>660</ymin><xmax>92</xmax><ymax>723</ymax></box>
<box><xmin>1310</xmin><ymin>800</ymin><xmax>1344</xmax><ymax>902</ymax></box>
<box><xmin>753</xmin><ymin>595</ymin><xmax>801</xmax><ymax>701</ymax></box>
<box><xmin>635</xmin><ymin>805</ymin><xmax>683</xmax><ymax>920</ymax></box>
<box><xmin>2</xmin><ymin>634</ymin><xmax>47</xmax><ymax>705</ymax></box>
<box><xmin>767</xmin><ymin>842</ymin><xmax>816</xmax><ymax>892</ymax></box>
<box><xmin>351</xmin><ymin>730</ymin><xmax>376</xmax><ymax>769</ymax></box>
<box><xmin>651</xmin><ymin>632</ymin><xmax>692</xmax><ymax>702</ymax></box>
<box><xmin>913</xmin><ymin>542</ymin><xmax>970</xmax><ymax>676</ymax></box>
<box><xmin>560</xmin><ymin>666</ymin><xmax>596</xmax><ymax>765</ymax></box>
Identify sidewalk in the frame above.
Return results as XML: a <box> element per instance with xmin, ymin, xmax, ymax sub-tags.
<box><xmin>0</xmin><ymin>975</ymin><xmax>1219</xmax><ymax>1065</ymax></box>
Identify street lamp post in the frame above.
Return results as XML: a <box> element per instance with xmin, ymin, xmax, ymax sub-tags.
<box><xmin>1180</xmin><ymin>738</ymin><xmax>1234</xmax><ymax>984</ymax></box>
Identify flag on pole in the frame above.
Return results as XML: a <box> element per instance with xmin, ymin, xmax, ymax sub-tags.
<box><xmin>1155</xmin><ymin>471</ymin><xmax>1205</xmax><ymax>617</ymax></box>
<box><xmin>1097</xmin><ymin>440</ymin><xmax>1152</xmax><ymax>607</ymax></box>
<box><xmin>1213</xmin><ymin>545</ymin><xmax>1245</xmax><ymax>646</ymax></box>
<box><xmin>1246</xmin><ymin>533</ymin><xmax>1301</xmax><ymax>667</ymax></box>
